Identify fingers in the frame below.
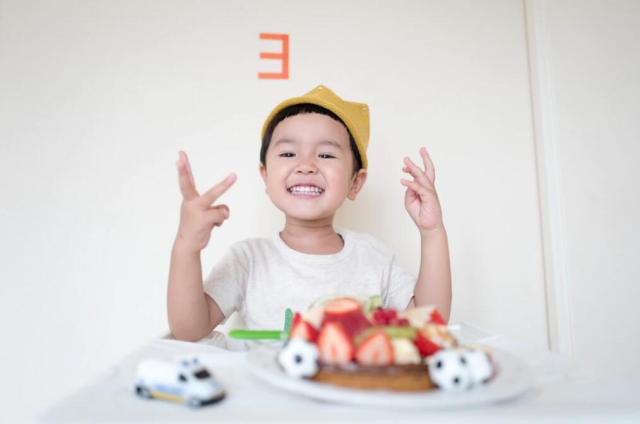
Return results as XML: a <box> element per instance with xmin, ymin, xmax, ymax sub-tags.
<box><xmin>419</xmin><ymin>147</ymin><xmax>436</xmax><ymax>184</ymax></box>
<box><xmin>176</xmin><ymin>158</ymin><xmax>199</xmax><ymax>201</ymax></box>
<box><xmin>400</xmin><ymin>178</ymin><xmax>433</xmax><ymax>199</ymax></box>
<box><xmin>402</xmin><ymin>156</ymin><xmax>432</xmax><ymax>189</ymax></box>
<box><xmin>206</xmin><ymin>205</ymin><xmax>230</xmax><ymax>226</ymax></box>
<box><xmin>210</xmin><ymin>204</ymin><xmax>229</xmax><ymax>216</ymax></box>
<box><xmin>401</xmin><ymin>147</ymin><xmax>436</xmax><ymax>189</ymax></box>
<box><xmin>199</xmin><ymin>173</ymin><xmax>237</xmax><ymax>206</ymax></box>
<box><xmin>179</xmin><ymin>151</ymin><xmax>196</xmax><ymax>187</ymax></box>
<box><xmin>176</xmin><ymin>150</ymin><xmax>236</xmax><ymax>212</ymax></box>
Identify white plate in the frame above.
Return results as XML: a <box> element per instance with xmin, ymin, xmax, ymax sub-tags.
<box><xmin>247</xmin><ymin>345</ymin><xmax>534</xmax><ymax>409</ymax></box>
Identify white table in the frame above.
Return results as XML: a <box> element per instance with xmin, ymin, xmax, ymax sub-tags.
<box><xmin>41</xmin><ymin>324</ymin><xmax>640</xmax><ymax>422</ymax></box>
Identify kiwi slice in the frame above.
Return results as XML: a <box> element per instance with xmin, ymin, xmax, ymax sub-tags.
<box><xmin>355</xmin><ymin>326</ymin><xmax>417</xmax><ymax>345</ymax></box>
<box><xmin>383</xmin><ymin>326</ymin><xmax>417</xmax><ymax>339</ymax></box>
<box><xmin>366</xmin><ymin>295</ymin><xmax>382</xmax><ymax>313</ymax></box>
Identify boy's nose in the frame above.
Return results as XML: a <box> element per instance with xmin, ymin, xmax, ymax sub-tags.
<box><xmin>295</xmin><ymin>161</ymin><xmax>317</xmax><ymax>174</ymax></box>
<box><xmin>296</xmin><ymin>166</ymin><xmax>316</xmax><ymax>175</ymax></box>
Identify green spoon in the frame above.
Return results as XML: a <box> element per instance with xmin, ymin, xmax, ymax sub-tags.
<box><xmin>228</xmin><ymin>329</ymin><xmax>287</xmax><ymax>340</ymax></box>
<box><xmin>283</xmin><ymin>307</ymin><xmax>293</xmax><ymax>334</ymax></box>
<box><xmin>229</xmin><ymin>307</ymin><xmax>293</xmax><ymax>340</ymax></box>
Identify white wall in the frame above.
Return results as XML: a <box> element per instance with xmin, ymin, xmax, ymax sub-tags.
<box><xmin>0</xmin><ymin>0</ymin><xmax>547</xmax><ymax>421</ymax></box>
<box><xmin>528</xmin><ymin>0</ymin><xmax>640</xmax><ymax>372</ymax></box>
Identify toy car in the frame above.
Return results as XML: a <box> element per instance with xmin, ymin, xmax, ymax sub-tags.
<box><xmin>134</xmin><ymin>357</ymin><xmax>225</xmax><ymax>407</ymax></box>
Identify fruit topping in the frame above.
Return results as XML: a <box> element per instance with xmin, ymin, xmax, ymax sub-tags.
<box><xmin>317</xmin><ymin>322</ymin><xmax>354</xmax><ymax>366</ymax></box>
<box><xmin>371</xmin><ymin>307</ymin><xmax>394</xmax><ymax>325</ymax></box>
<box><xmin>391</xmin><ymin>338</ymin><xmax>421</xmax><ymax>365</ymax></box>
<box><xmin>394</xmin><ymin>318</ymin><xmax>411</xmax><ymax>327</ymax></box>
<box><xmin>429</xmin><ymin>309</ymin><xmax>446</xmax><ymax>325</ymax></box>
<box><xmin>355</xmin><ymin>326</ymin><xmax>411</xmax><ymax>346</ymax></box>
<box><xmin>414</xmin><ymin>330</ymin><xmax>441</xmax><ymax>357</ymax></box>
<box><xmin>397</xmin><ymin>305</ymin><xmax>434</xmax><ymax>327</ymax></box>
<box><xmin>355</xmin><ymin>329</ymin><xmax>394</xmax><ymax>366</ymax></box>
<box><xmin>322</xmin><ymin>298</ymin><xmax>371</xmax><ymax>339</ymax></box>
<box><xmin>323</xmin><ymin>310</ymin><xmax>371</xmax><ymax>339</ymax></box>
<box><xmin>365</xmin><ymin>295</ymin><xmax>382</xmax><ymax>313</ymax></box>
<box><xmin>290</xmin><ymin>312</ymin><xmax>319</xmax><ymax>342</ymax></box>
<box><xmin>324</xmin><ymin>297</ymin><xmax>362</xmax><ymax>315</ymax></box>
<box><xmin>422</xmin><ymin>323</ymin><xmax>456</xmax><ymax>349</ymax></box>
<box><xmin>301</xmin><ymin>305</ymin><xmax>324</xmax><ymax>329</ymax></box>
<box><xmin>382</xmin><ymin>326</ymin><xmax>417</xmax><ymax>339</ymax></box>
<box><xmin>372</xmin><ymin>307</ymin><xmax>411</xmax><ymax>327</ymax></box>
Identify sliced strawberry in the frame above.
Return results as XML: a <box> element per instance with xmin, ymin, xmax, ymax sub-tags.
<box><xmin>323</xmin><ymin>298</ymin><xmax>369</xmax><ymax>339</ymax></box>
<box><xmin>290</xmin><ymin>313</ymin><xmax>319</xmax><ymax>342</ymax></box>
<box><xmin>323</xmin><ymin>310</ymin><xmax>371</xmax><ymax>339</ymax></box>
<box><xmin>414</xmin><ymin>330</ymin><xmax>441</xmax><ymax>357</ymax></box>
<box><xmin>429</xmin><ymin>309</ymin><xmax>446</xmax><ymax>325</ymax></box>
<box><xmin>317</xmin><ymin>322</ymin><xmax>354</xmax><ymax>366</ymax></box>
<box><xmin>324</xmin><ymin>297</ymin><xmax>362</xmax><ymax>316</ymax></box>
<box><xmin>355</xmin><ymin>329</ymin><xmax>394</xmax><ymax>366</ymax></box>
<box><xmin>291</xmin><ymin>312</ymin><xmax>302</xmax><ymax>329</ymax></box>
<box><xmin>301</xmin><ymin>305</ymin><xmax>324</xmax><ymax>329</ymax></box>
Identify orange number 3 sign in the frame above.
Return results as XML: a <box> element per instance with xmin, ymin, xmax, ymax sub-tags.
<box><xmin>258</xmin><ymin>33</ymin><xmax>289</xmax><ymax>80</ymax></box>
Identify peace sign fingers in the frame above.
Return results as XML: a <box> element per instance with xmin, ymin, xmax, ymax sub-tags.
<box><xmin>176</xmin><ymin>151</ymin><xmax>199</xmax><ymax>201</ymax></box>
<box><xmin>199</xmin><ymin>173</ymin><xmax>237</xmax><ymax>207</ymax></box>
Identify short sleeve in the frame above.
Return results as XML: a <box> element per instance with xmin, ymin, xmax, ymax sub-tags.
<box><xmin>383</xmin><ymin>257</ymin><xmax>416</xmax><ymax>310</ymax></box>
<box><xmin>203</xmin><ymin>244</ymin><xmax>248</xmax><ymax>319</ymax></box>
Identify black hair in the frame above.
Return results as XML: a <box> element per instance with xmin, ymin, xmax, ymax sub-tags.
<box><xmin>260</xmin><ymin>103</ymin><xmax>363</xmax><ymax>176</ymax></box>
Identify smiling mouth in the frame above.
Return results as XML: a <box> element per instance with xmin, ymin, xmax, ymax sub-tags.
<box><xmin>287</xmin><ymin>185</ymin><xmax>325</xmax><ymax>197</ymax></box>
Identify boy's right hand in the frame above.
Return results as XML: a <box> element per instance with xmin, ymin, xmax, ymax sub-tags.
<box><xmin>175</xmin><ymin>151</ymin><xmax>237</xmax><ymax>252</ymax></box>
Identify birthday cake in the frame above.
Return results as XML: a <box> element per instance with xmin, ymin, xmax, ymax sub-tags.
<box><xmin>277</xmin><ymin>296</ymin><xmax>495</xmax><ymax>392</ymax></box>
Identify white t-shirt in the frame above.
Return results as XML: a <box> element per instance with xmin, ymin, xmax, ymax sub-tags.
<box><xmin>203</xmin><ymin>228</ymin><xmax>416</xmax><ymax>331</ymax></box>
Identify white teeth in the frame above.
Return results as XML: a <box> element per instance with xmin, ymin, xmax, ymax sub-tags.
<box><xmin>288</xmin><ymin>185</ymin><xmax>323</xmax><ymax>195</ymax></box>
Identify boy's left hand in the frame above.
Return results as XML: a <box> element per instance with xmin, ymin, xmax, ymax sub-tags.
<box><xmin>401</xmin><ymin>147</ymin><xmax>444</xmax><ymax>236</ymax></box>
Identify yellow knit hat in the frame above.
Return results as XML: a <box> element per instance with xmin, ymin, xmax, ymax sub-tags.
<box><xmin>261</xmin><ymin>85</ymin><xmax>370</xmax><ymax>169</ymax></box>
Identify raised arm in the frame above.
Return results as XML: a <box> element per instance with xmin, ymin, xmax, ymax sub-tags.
<box><xmin>400</xmin><ymin>147</ymin><xmax>452</xmax><ymax>321</ymax></box>
<box><xmin>167</xmin><ymin>151</ymin><xmax>236</xmax><ymax>341</ymax></box>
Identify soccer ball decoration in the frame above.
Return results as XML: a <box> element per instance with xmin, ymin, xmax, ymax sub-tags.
<box><xmin>427</xmin><ymin>349</ymin><xmax>472</xmax><ymax>391</ymax></box>
<box><xmin>427</xmin><ymin>348</ymin><xmax>493</xmax><ymax>391</ymax></box>
<box><xmin>277</xmin><ymin>338</ymin><xmax>319</xmax><ymax>379</ymax></box>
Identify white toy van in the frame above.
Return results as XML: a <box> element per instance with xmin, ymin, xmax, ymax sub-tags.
<box><xmin>135</xmin><ymin>357</ymin><xmax>225</xmax><ymax>407</ymax></box>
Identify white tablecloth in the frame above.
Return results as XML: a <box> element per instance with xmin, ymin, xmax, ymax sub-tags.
<box><xmin>41</xmin><ymin>324</ymin><xmax>640</xmax><ymax>422</ymax></box>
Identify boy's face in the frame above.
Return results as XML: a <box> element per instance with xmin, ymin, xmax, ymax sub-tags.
<box><xmin>260</xmin><ymin>112</ymin><xmax>367</xmax><ymax>224</ymax></box>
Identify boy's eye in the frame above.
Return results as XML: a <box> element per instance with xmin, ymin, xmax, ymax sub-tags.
<box><xmin>278</xmin><ymin>152</ymin><xmax>335</xmax><ymax>159</ymax></box>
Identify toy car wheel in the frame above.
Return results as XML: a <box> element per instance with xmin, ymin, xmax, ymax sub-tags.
<box><xmin>135</xmin><ymin>385</ymin><xmax>152</xmax><ymax>399</ymax></box>
<box><xmin>187</xmin><ymin>397</ymin><xmax>202</xmax><ymax>408</ymax></box>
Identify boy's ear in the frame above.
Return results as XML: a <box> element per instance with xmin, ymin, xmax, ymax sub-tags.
<box><xmin>347</xmin><ymin>169</ymin><xmax>368</xmax><ymax>201</ymax></box>
<box><xmin>259</xmin><ymin>163</ymin><xmax>267</xmax><ymax>183</ymax></box>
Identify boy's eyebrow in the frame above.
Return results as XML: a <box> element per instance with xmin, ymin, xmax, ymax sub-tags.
<box><xmin>273</xmin><ymin>138</ymin><xmax>344</xmax><ymax>150</ymax></box>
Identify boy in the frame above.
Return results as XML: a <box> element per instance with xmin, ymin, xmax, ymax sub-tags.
<box><xmin>168</xmin><ymin>85</ymin><xmax>451</xmax><ymax>342</ymax></box>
